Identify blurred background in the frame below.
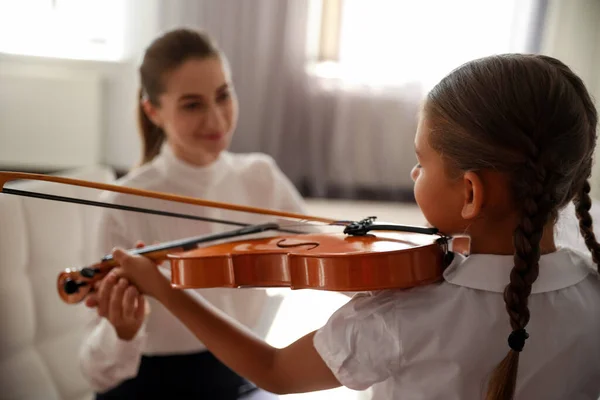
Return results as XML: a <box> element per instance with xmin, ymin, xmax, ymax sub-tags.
<box><xmin>0</xmin><ymin>1</ymin><xmax>599</xmax><ymax>399</ymax></box>
<box><xmin>2</xmin><ymin>0</ymin><xmax>599</xmax><ymax>200</ymax></box>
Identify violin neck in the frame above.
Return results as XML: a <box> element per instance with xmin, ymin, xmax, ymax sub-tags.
<box><xmin>78</xmin><ymin>223</ymin><xmax>281</xmax><ymax>279</ymax></box>
<box><xmin>110</xmin><ymin>223</ymin><xmax>279</xmax><ymax>261</ymax></box>
<box><xmin>100</xmin><ymin>223</ymin><xmax>280</xmax><ymax>263</ymax></box>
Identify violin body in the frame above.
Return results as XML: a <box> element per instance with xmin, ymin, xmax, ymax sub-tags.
<box><xmin>169</xmin><ymin>231</ymin><xmax>446</xmax><ymax>291</ymax></box>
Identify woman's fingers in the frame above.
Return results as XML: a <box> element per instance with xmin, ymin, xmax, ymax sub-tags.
<box><xmin>135</xmin><ymin>293</ymin><xmax>147</xmax><ymax>319</ymax></box>
<box><xmin>97</xmin><ymin>273</ymin><xmax>118</xmax><ymax>318</ymax></box>
<box><xmin>108</xmin><ymin>278</ymin><xmax>128</xmax><ymax>323</ymax></box>
<box><xmin>122</xmin><ymin>285</ymin><xmax>139</xmax><ymax>320</ymax></box>
<box><xmin>85</xmin><ymin>280</ymin><xmax>103</xmax><ymax>308</ymax></box>
<box><xmin>85</xmin><ymin>292</ymin><xmax>99</xmax><ymax>308</ymax></box>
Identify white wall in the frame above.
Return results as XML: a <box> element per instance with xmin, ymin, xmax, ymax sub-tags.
<box><xmin>0</xmin><ymin>55</ymin><xmax>139</xmax><ymax>171</ymax></box>
<box><xmin>540</xmin><ymin>0</ymin><xmax>600</xmax><ymax>95</ymax></box>
<box><xmin>0</xmin><ymin>0</ymin><xmax>159</xmax><ymax>172</ymax></box>
<box><xmin>540</xmin><ymin>0</ymin><xmax>600</xmax><ymax>199</ymax></box>
<box><xmin>102</xmin><ymin>0</ymin><xmax>160</xmax><ymax>170</ymax></box>
<box><xmin>0</xmin><ymin>56</ymin><xmax>103</xmax><ymax>169</ymax></box>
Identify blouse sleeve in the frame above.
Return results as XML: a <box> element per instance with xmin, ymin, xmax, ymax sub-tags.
<box><xmin>78</xmin><ymin>204</ymin><xmax>149</xmax><ymax>392</ymax></box>
<box><xmin>312</xmin><ymin>291</ymin><xmax>402</xmax><ymax>390</ymax></box>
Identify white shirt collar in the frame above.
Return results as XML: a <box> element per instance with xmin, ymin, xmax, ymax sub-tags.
<box><xmin>443</xmin><ymin>247</ymin><xmax>597</xmax><ymax>293</ymax></box>
<box><xmin>151</xmin><ymin>142</ymin><xmax>230</xmax><ymax>190</ymax></box>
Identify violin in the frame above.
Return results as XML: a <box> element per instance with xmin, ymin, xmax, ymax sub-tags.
<box><xmin>0</xmin><ymin>171</ymin><xmax>456</xmax><ymax>305</ymax></box>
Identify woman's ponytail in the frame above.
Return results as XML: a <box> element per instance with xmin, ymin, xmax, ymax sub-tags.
<box><xmin>137</xmin><ymin>87</ymin><xmax>164</xmax><ymax>165</ymax></box>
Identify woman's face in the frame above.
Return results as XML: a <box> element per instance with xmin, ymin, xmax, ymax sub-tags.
<box><xmin>144</xmin><ymin>56</ymin><xmax>238</xmax><ymax>166</ymax></box>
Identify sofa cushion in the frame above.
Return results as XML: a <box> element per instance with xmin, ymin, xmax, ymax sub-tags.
<box><xmin>0</xmin><ymin>166</ymin><xmax>115</xmax><ymax>400</ymax></box>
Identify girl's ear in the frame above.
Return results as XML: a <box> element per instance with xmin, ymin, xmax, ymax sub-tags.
<box><xmin>461</xmin><ymin>171</ymin><xmax>484</xmax><ymax>220</ymax></box>
<box><xmin>142</xmin><ymin>99</ymin><xmax>163</xmax><ymax>127</ymax></box>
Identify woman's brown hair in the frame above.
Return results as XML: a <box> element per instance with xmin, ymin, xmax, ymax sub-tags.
<box><xmin>137</xmin><ymin>28</ymin><xmax>221</xmax><ymax>165</ymax></box>
<box><xmin>424</xmin><ymin>54</ymin><xmax>599</xmax><ymax>399</ymax></box>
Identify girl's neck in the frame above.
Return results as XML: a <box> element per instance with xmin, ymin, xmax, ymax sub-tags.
<box><xmin>468</xmin><ymin>220</ymin><xmax>557</xmax><ymax>256</ymax></box>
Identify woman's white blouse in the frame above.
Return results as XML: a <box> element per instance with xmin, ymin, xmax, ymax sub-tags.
<box><xmin>79</xmin><ymin>144</ymin><xmax>308</xmax><ymax>392</ymax></box>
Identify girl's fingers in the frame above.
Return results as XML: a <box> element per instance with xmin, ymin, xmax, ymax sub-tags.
<box><xmin>122</xmin><ymin>285</ymin><xmax>139</xmax><ymax>320</ymax></box>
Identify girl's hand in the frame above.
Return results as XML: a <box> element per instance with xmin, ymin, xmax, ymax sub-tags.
<box><xmin>84</xmin><ymin>241</ymin><xmax>148</xmax><ymax>340</ymax></box>
<box><xmin>108</xmin><ymin>247</ymin><xmax>341</xmax><ymax>394</ymax></box>
<box><xmin>85</xmin><ymin>241</ymin><xmax>146</xmax><ymax>308</ymax></box>
<box><xmin>111</xmin><ymin>247</ymin><xmax>172</xmax><ymax>300</ymax></box>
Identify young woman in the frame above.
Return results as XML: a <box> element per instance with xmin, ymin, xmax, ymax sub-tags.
<box><xmin>108</xmin><ymin>53</ymin><xmax>600</xmax><ymax>399</ymax></box>
<box><xmin>78</xmin><ymin>28</ymin><xmax>308</xmax><ymax>399</ymax></box>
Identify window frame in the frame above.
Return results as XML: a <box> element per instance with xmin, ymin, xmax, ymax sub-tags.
<box><xmin>318</xmin><ymin>0</ymin><xmax>343</xmax><ymax>62</ymax></box>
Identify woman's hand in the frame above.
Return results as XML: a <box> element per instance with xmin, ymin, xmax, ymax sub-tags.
<box><xmin>86</xmin><ymin>273</ymin><xmax>147</xmax><ymax>340</ymax></box>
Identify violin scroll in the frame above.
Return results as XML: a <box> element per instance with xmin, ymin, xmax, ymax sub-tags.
<box><xmin>58</xmin><ymin>268</ymin><xmax>100</xmax><ymax>304</ymax></box>
<box><xmin>56</xmin><ymin>223</ymin><xmax>285</xmax><ymax>304</ymax></box>
<box><xmin>57</xmin><ymin>262</ymin><xmax>119</xmax><ymax>304</ymax></box>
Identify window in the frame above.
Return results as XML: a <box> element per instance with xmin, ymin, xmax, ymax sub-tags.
<box><xmin>0</xmin><ymin>0</ymin><xmax>126</xmax><ymax>61</ymax></box>
<box><xmin>311</xmin><ymin>0</ymin><xmax>543</xmax><ymax>89</ymax></box>
<box><xmin>317</xmin><ymin>0</ymin><xmax>343</xmax><ymax>62</ymax></box>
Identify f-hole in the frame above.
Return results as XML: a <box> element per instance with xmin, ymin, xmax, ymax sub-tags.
<box><xmin>276</xmin><ymin>239</ymin><xmax>319</xmax><ymax>250</ymax></box>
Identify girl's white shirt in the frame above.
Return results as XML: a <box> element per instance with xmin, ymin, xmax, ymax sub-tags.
<box><xmin>314</xmin><ymin>244</ymin><xmax>600</xmax><ymax>399</ymax></box>
<box><xmin>79</xmin><ymin>143</ymin><xmax>308</xmax><ymax>392</ymax></box>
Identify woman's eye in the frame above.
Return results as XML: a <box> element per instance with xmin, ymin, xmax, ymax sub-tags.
<box><xmin>182</xmin><ymin>102</ymin><xmax>200</xmax><ymax>110</ymax></box>
<box><xmin>216</xmin><ymin>92</ymin><xmax>230</xmax><ymax>102</ymax></box>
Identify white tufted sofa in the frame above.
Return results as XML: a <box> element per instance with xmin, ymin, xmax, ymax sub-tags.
<box><xmin>0</xmin><ymin>166</ymin><xmax>115</xmax><ymax>400</ymax></box>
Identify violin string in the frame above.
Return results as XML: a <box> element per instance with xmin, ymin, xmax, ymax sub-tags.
<box><xmin>1</xmin><ymin>188</ymin><xmax>346</xmax><ymax>233</ymax></box>
<box><xmin>275</xmin><ymin>220</ymin><xmax>340</xmax><ymax>229</ymax></box>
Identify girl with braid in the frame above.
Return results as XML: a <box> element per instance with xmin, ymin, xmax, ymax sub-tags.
<box><xmin>102</xmin><ymin>53</ymin><xmax>600</xmax><ymax>399</ymax></box>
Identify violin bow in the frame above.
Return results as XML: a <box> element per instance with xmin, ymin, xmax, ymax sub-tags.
<box><xmin>0</xmin><ymin>171</ymin><xmax>337</xmax><ymax>227</ymax></box>
<box><xmin>0</xmin><ymin>171</ymin><xmax>437</xmax><ymax>235</ymax></box>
